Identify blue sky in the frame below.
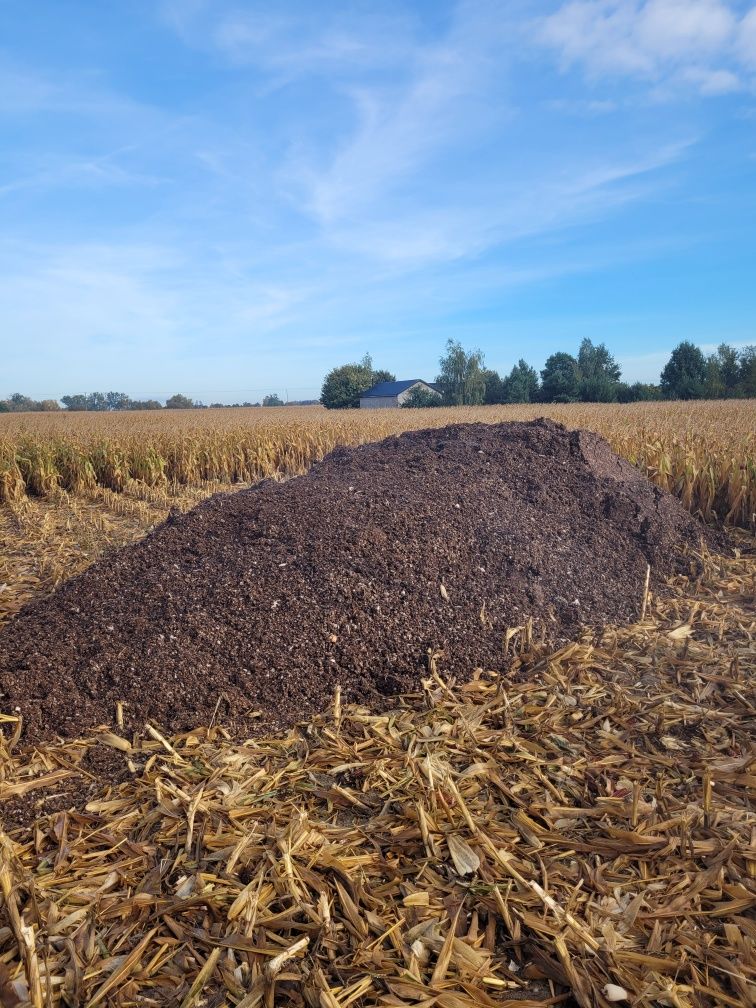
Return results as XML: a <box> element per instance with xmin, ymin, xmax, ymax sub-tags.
<box><xmin>1</xmin><ymin>0</ymin><xmax>755</xmax><ymax>401</ymax></box>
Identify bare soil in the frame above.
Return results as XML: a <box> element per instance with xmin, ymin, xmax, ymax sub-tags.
<box><xmin>0</xmin><ymin>419</ymin><xmax>714</xmax><ymax>743</ymax></box>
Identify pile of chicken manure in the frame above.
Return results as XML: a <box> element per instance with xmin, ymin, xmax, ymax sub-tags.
<box><xmin>0</xmin><ymin>419</ymin><xmax>713</xmax><ymax>743</ymax></box>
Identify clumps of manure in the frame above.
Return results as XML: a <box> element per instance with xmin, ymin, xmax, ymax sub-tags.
<box><xmin>0</xmin><ymin>419</ymin><xmax>717</xmax><ymax>742</ymax></box>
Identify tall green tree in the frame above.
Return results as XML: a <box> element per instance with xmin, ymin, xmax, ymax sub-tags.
<box><xmin>436</xmin><ymin>340</ymin><xmax>486</xmax><ymax>405</ymax></box>
<box><xmin>738</xmin><ymin>345</ymin><xmax>756</xmax><ymax>397</ymax></box>
<box><xmin>577</xmin><ymin>338</ymin><xmax>622</xmax><ymax>402</ymax></box>
<box><xmin>703</xmin><ymin>355</ymin><xmax>725</xmax><ymax>399</ymax></box>
<box><xmin>660</xmin><ymin>342</ymin><xmax>707</xmax><ymax>399</ymax></box>
<box><xmin>540</xmin><ymin>352</ymin><xmax>580</xmax><ymax>402</ymax></box>
<box><xmin>105</xmin><ymin>391</ymin><xmax>131</xmax><ymax>411</ymax></box>
<box><xmin>482</xmin><ymin>369</ymin><xmax>506</xmax><ymax>404</ymax></box>
<box><xmin>320</xmin><ymin>354</ymin><xmax>395</xmax><ymax>409</ymax></box>
<box><xmin>716</xmin><ymin>343</ymin><xmax>740</xmax><ymax>394</ymax></box>
<box><xmin>86</xmin><ymin>392</ymin><xmax>108</xmax><ymax>411</ymax></box>
<box><xmin>503</xmin><ymin>359</ymin><xmax>540</xmax><ymax>403</ymax></box>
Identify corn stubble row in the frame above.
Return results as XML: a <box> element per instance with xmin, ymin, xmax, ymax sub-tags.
<box><xmin>0</xmin><ymin>535</ymin><xmax>753</xmax><ymax>1007</ymax></box>
<box><xmin>1</xmin><ymin>401</ymin><xmax>754</xmax><ymax>527</ymax></box>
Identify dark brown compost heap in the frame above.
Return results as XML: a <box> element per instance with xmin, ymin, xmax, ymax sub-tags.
<box><xmin>0</xmin><ymin>419</ymin><xmax>712</xmax><ymax>743</ymax></box>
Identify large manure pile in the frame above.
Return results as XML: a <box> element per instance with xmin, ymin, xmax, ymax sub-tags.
<box><xmin>0</xmin><ymin>419</ymin><xmax>711</xmax><ymax>742</ymax></box>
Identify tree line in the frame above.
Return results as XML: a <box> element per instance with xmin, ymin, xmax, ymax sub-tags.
<box><xmin>320</xmin><ymin>340</ymin><xmax>756</xmax><ymax>409</ymax></box>
<box><xmin>0</xmin><ymin>391</ymin><xmax>295</xmax><ymax>412</ymax></box>
<box><xmin>3</xmin><ymin>339</ymin><xmax>753</xmax><ymax>413</ymax></box>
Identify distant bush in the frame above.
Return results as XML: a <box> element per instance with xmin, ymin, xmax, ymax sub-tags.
<box><xmin>129</xmin><ymin>400</ymin><xmax>163</xmax><ymax>410</ymax></box>
<box><xmin>165</xmin><ymin>394</ymin><xmax>196</xmax><ymax>409</ymax></box>
<box><xmin>616</xmin><ymin>382</ymin><xmax>663</xmax><ymax>403</ymax></box>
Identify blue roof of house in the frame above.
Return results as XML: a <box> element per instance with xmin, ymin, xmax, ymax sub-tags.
<box><xmin>362</xmin><ymin>379</ymin><xmax>435</xmax><ymax>397</ymax></box>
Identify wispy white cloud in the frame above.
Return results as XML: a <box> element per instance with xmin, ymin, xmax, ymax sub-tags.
<box><xmin>0</xmin><ymin>56</ymin><xmax>160</xmax><ymax>122</ymax></box>
<box><xmin>214</xmin><ymin>11</ymin><xmax>413</xmax><ymax>77</ymax></box>
<box><xmin>159</xmin><ymin>0</ymin><xmax>417</xmax><ymax>84</ymax></box>
<box><xmin>0</xmin><ymin>153</ymin><xmax>164</xmax><ymax>198</ymax></box>
<box><xmin>0</xmin><ymin>63</ymin><xmax>60</xmax><ymax>114</ymax></box>
<box><xmin>153</xmin><ymin>0</ymin><xmax>707</xmax><ymax>275</ymax></box>
<box><xmin>535</xmin><ymin>0</ymin><xmax>756</xmax><ymax>95</ymax></box>
<box><xmin>159</xmin><ymin>0</ymin><xmax>513</xmax><ymax>230</ymax></box>
<box><xmin>158</xmin><ymin>0</ymin><xmax>210</xmax><ymax>39</ymax></box>
<box><xmin>0</xmin><ymin>242</ymin><xmax>184</xmax><ymax>395</ymax></box>
<box><xmin>680</xmin><ymin>65</ymin><xmax>742</xmax><ymax>93</ymax></box>
<box><xmin>287</xmin><ymin>46</ymin><xmax>500</xmax><ymax>224</ymax></box>
<box><xmin>739</xmin><ymin>6</ymin><xmax>756</xmax><ymax>64</ymax></box>
<box><xmin>302</xmin><ymin>127</ymin><xmax>694</xmax><ymax>267</ymax></box>
<box><xmin>635</xmin><ymin>0</ymin><xmax>735</xmax><ymax>60</ymax></box>
<box><xmin>0</xmin><ymin>235</ymin><xmax>332</xmax><ymax>394</ymax></box>
<box><xmin>0</xmin><ymin>53</ymin><xmax>174</xmax><ymax>207</ymax></box>
<box><xmin>546</xmin><ymin>97</ymin><xmax>620</xmax><ymax>113</ymax></box>
<box><xmin>271</xmin><ymin>2</ymin><xmax>695</xmax><ymax>268</ymax></box>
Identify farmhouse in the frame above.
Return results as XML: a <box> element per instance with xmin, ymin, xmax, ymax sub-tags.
<box><xmin>359</xmin><ymin>379</ymin><xmax>441</xmax><ymax>409</ymax></box>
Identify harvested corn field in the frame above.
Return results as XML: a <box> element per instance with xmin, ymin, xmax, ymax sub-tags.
<box><xmin>0</xmin><ymin>406</ymin><xmax>754</xmax><ymax>1008</ymax></box>
<box><xmin>0</xmin><ymin>532</ymin><xmax>753</xmax><ymax>1007</ymax></box>
<box><xmin>0</xmin><ymin>420</ymin><xmax>714</xmax><ymax>743</ymax></box>
<box><xmin>1</xmin><ymin>400</ymin><xmax>754</xmax><ymax>527</ymax></box>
